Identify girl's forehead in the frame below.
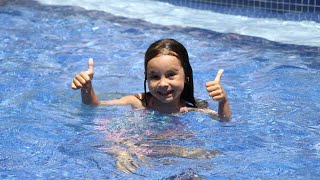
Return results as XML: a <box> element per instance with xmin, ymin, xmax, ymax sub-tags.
<box><xmin>150</xmin><ymin>54</ymin><xmax>181</xmax><ymax>63</ymax></box>
<box><xmin>148</xmin><ymin>55</ymin><xmax>181</xmax><ymax>65</ymax></box>
<box><xmin>147</xmin><ymin>55</ymin><xmax>184</xmax><ymax>71</ymax></box>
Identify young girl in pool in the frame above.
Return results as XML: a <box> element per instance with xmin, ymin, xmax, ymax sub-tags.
<box><xmin>72</xmin><ymin>38</ymin><xmax>231</xmax><ymax>120</ymax></box>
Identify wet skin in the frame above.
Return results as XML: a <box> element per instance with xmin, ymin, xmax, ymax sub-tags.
<box><xmin>146</xmin><ymin>55</ymin><xmax>186</xmax><ymax>113</ymax></box>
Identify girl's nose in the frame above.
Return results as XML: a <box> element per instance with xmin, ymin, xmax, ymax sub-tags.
<box><xmin>159</xmin><ymin>77</ymin><xmax>169</xmax><ymax>87</ymax></box>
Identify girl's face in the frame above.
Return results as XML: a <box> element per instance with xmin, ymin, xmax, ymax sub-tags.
<box><xmin>147</xmin><ymin>55</ymin><xmax>185</xmax><ymax>105</ymax></box>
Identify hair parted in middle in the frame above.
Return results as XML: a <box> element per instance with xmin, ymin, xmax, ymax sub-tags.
<box><xmin>143</xmin><ymin>38</ymin><xmax>197</xmax><ymax>107</ymax></box>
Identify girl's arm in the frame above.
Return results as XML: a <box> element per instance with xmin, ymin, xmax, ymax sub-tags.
<box><xmin>205</xmin><ymin>69</ymin><xmax>231</xmax><ymax>121</ymax></box>
<box><xmin>72</xmin><ymin>58</ymin><xmax>100</xmax><ymax>105</ymax></box>
<box><xmin>218</xmin><ymin>96</ymin><xmax>231</xmax><ymax>121</ymax></box>
<box><xmin>80</xmin><ymin>83</ymin><xmax>99</xmax><ymax>105</ymax></box>
<box><xmin>72</xmin><ymin>58</ymin><xmax>143</xmax><ymax>108</ymax></box>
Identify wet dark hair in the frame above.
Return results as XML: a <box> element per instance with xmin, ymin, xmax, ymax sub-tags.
<box><xmin>143</xmin><ymin>39</ymin><xmax>197</xmax><ymax>107</ymax></box>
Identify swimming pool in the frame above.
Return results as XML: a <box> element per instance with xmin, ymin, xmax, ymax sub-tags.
<box><xmin>0</xmin><ymin>0</ymin><xmax>319</xmax><ymax>179</ymax></box>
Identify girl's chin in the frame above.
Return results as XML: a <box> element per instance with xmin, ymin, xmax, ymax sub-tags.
<box><xmin>156</xmin><ymin>95</ymin><xmax>180</xmax><ymax>104</ymax></box>
<box><xmin>159</xmin><ymin>98</ymin><xmax>174</xmax><ymax>103</ymax></box>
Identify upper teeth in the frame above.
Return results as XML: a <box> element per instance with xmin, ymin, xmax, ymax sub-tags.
<box><xmin>159</xmin><ymin>90</ymin><xmax>172</xmax><ymax>95</ymax></box>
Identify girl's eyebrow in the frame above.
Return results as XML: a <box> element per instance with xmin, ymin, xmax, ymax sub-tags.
<box><xmin>147</xmin><ymin>70</ymin><xmax>158</xmax><ymax>74</ymax></box>
<box><xmin>166</xmin><ymin>67</ymin><xmax>181</xmax><ymax>72</ymax></box>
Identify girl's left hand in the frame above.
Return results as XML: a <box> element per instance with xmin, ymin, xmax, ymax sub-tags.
<box><xmin>205</xmin><ymin>69</ymin><xmax>227</xmax><ymax>102</ymax></box>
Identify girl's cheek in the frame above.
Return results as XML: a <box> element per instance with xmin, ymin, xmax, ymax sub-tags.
<box><xmin>148</xmin><ymin>81</ymin><xmax>157</xmax><ymax>88</ymax></box>
<box><xmin>149</xmin><ymin>79</ymin><xmax>158</xmax><ymax>84</ymax></box>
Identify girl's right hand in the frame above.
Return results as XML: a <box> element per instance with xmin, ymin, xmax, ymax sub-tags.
<box><xmin>205</xmin><ymin>69</ymin><xmax>226</xmax><ymax>102</ymax></box>
<box><xmin>71</xmin><ymin>58</ymin><xmax>94</xmax><ymax>90</ymax></box>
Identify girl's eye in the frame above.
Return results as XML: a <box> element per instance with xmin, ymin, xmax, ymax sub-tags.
<box><xmin>167</xmin><ymin>73</ymin><xmax>176</xmax><ymax>78</ymax></box>
<box><xmin>149</xmin><ymin>75</ymin><xmax>159</xmax><ymax>80</ymax></box>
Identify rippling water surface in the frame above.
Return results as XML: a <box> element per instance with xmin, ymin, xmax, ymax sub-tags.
<box><xmin>0</xmin><ymin>1</ymin><xmax>319</xmax><ymax>179</ymax></box>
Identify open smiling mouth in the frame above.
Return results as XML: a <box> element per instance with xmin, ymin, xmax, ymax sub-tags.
<box><xmin>158</xmin><ymin>90</ymin><xmax>174</xmax><ymax>96</ymax></box>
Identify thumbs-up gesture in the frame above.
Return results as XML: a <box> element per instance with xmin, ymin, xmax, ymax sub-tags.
<box><xmin>71</xmin><ymin>58</ymin><xmax>94</xmax><ymax>90</ymax></box>
<box><xmin>205</xmin><ymin>69</ymin><xmax>227</xmax><ymax>102</ymax></box>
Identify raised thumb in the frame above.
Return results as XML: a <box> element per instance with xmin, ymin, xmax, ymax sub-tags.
<box><xmin>86</xmin><ymin>58</ymin><xmax>94</xmax><ymax>75</ymax></box>
<box><xmin>214</xmin><ymin>69</ymin><xmax>224</xmax><ymax>82</ymax></box>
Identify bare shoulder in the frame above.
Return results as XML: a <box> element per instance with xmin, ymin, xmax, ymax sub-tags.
<box><xmin>100</xmin><ymin>93</ymin><xmax>145</xmax><ymax>109</ymax></box>
<box><xmin>125</xmin><ymin>93</ymin><xmax>145</xmax><ymax>109</ymax></box>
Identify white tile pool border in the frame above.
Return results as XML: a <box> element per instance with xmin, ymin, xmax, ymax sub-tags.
<box><xmin>36</xmin><ymin>0</ymin><xmax>320</xmax><ymax>47</ymax></box>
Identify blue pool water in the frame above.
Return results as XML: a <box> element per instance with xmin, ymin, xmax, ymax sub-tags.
<box><xmin>0</xmin><ymin>1</ymin><xmax>320</xmax><ymax>179</ymax></box>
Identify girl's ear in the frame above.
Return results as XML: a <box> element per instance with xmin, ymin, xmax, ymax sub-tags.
<box><xmin>185</xmin><ymin>76</ymin><xmax>190</xmax><ymax>83</ymax></box>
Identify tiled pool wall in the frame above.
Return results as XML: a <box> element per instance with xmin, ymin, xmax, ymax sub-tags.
<box><xmin>193</xmin><ymin>0</ymin><xmax>320</xmax><ymax>13</ymax></box>
<box><xmin>158</xmin><ymin>0</ymin><xmax>320</xmax><ymax>22</ymax></box>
